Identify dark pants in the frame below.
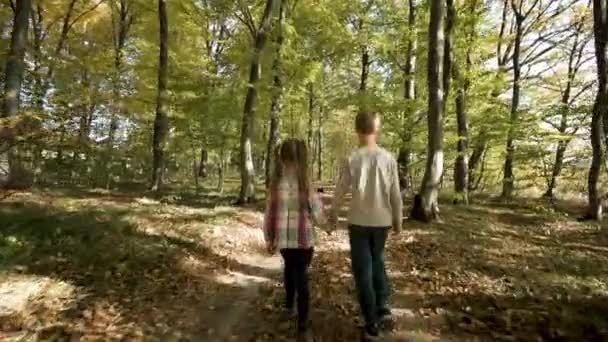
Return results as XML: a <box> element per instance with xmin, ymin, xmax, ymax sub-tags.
<box><xmin>348</xmin><ymin>225</ymin><xmax>390</xmax><ymax>327</ymax></box>
<box><xmin>280</xmin><ymin>248</ymin><xmax>313</xmax><ymax>330</ymax></box>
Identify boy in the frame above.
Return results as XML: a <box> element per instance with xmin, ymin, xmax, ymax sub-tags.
<box><xmin>329</xmin><ymin>111</ymin><xmax>403</xmax><ymax>340</ymax></box>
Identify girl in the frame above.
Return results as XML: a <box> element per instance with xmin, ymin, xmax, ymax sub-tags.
<box><xmin>263</xmin><ymin>139</ymin><xmax>326</xmax><ymax>342</ymax></box>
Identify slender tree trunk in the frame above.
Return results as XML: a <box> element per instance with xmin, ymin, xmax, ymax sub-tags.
<box><xmin>453</xmin><ymin>72</ymin><xmax>469</xmax><ymax>203</ymax></box>
<box><xmin>544</xmin><ymin>29</ymin><xmax>584</xmax><ymax>198</ymax></box>
<box><xmin>398</xmin><ymin>0</ymin><xmax>417</xmax><ymax>194</ymax></box>
<box><xmin>265</xmin><ymin>3</ymin><xmax>284</xmax><ymax>189</ymax></box>
<box><xmin>442</xmin><ymin>0</ymin><xmax>454</xmax><ymax>109</ymax></box>
<box><xmin>360</xmin><ymin>46</ymin><xmax>370</xmax><ymax>93</ymax></box>
<box><xmin>29</xmin><ymin>4</ymin><xmax>44</xmax><ymax>184</ymax></box>
<box><xmin>545</xmin><ymin>140</ymin><xmax>567</xmax><ymax>198</ymax></box>
<box><xmin>191</xmin><ymin>147</ymin><xmax>200</xmax><ymax>194</ymax></box>
<box><xmin>38</xmin><ymin>0</ymin><xmax>77</xmax><ymax>107</ymax></box>
<box><xmin>151</xmin><ymin>0</ymin><xmax>169</xmax><ymax>192</ymax></box>
<box><xmin>467</xmin><ymin>0</ymin><xmax>507</xmax><ymax>191</ymax></box>
<box><xmin>198</xmin><ymin>148</ymin><xmax>208</xmax><ymax>178</ymax></box>
<box><xmin>217</xmin><ymin>149</ymin><xmax>225</xmax><ymax>193</ymax></box>
<box><xmin>307</xmin><ymin>82</ymin><xmax>314</xmax><ymax>152</ymax></box>
<box><xmin>30</xmin><ymin>3</ymin><xmax>43</xmax><ymax>112</ymax></box>
<box><xmin>501</xmin><ymin>5</ymin><xmax>524</xmax><ymax>199</ymax></box>
<box><xmin>453</xmin><ymin>0</ymin><xmax>475</xmax><ymax>204</ymax></box>
<box><xmin>238</xmin><ymin>0</ymin><xmax>278</xmax><ymax>204</ymax></box>
<box><xmin>3</xmin><ymin>0</ymin><xmax>31</xmax><ymax>189</ymax></box>
<box><xmin>106</xmin><ymin>0</ymin><xmax>132</xmax><ymax>189</ymax></box>
<box><xmin>77</xmin><ymin>69</ymin><xmax>94</xmax><ymax>172</ymax></box>
<box><xmin>358</xmin><ymin>31</ymin><xmax>371</xmax><ymax>112</ymax></box>
<box><xmin>586</xmin><ymin>0</ymin><xmax>607</xmax><ymax>220</ymax></box>
<box><xmin>412</xmin><ymin>0</ymin><xmax>445</xmax><ymax>222</ymax></box>
<box><xmin>317</xmin><ymin>105</ymin><xmax>323</xmax><ymax>180</ymax></box>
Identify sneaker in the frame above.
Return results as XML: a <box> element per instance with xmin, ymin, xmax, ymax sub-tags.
<box><xmin>378</xmin><ymin>312</ymin><xmax>395</xmax><ymax>332</ymax></box>
<box><xmin>284</xmin><ymin>307</ymin><xmax>296</xmax><ymax>320</ymax></box>
<box><xmin>363</xmin><ymin>324</ymin><xmax>383</xmax><ymax>341</ymax></box>
<box><xmin>297</xmin><ymin>328</ymin><xmax>314</xmax><ymax>342</ymax></box>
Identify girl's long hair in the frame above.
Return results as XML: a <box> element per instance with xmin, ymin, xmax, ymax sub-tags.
<box><xmin>272</xmin><ymin>139</ymin><xmax>310</xmax><ymax>200</ymax></box>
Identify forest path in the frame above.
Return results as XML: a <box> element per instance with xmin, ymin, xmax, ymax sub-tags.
<box><xmin>1</xmin><ymin>190</ymin><xmax>607</xmax><ymax>341</ymax></box>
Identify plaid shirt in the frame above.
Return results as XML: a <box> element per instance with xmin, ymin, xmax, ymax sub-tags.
<box><xmin>263</xmin><ymin>176</ymin><xmax>325</xmax><ymax>250</ymax></box>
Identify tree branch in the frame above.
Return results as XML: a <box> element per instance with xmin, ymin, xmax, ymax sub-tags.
<box><xmin>7</xmin><ymin>0</ymin><xmax>15</xmax><ymax>13</ymax></box>
<box><xmin>542</xmin><ymin>117</ymin><xmax>561</xmax><ymax>130</ymax></box>
<box><xmin>523</xmin><ymin>0</ymin><xmax>542</xmax><ymax>19</ymax></box>
<box><xmin>568</xmin><ymin>81</ymin><xmax>596</xmax><ymax>106</ymax></box>
<box><xmin>67</xmin><ymin>0</ymin><xmax>108</xmax><ymax>32</ymax></box>
<box><xmin>234</xmin><ymin>3</ymin><xmax>256</xmax><ymax>38</ymax></box>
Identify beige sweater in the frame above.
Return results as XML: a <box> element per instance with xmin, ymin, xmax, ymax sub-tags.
<box><xmin>331</xmin><ymin>146</ymin><xmax>403</xmax><ymax>229</ymax></box>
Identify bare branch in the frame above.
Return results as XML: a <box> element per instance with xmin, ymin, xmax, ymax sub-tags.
<box><xmin>41</xmin><ymin>15</ymin><xmax>63</xmax><ymax>41</ymax></box>
<box><xmin>518</xmin><ymin>25</ymin><xmax>572</xmax><ymax>60</ymax></box>
<box><xmin>572</xmin><ymin>41</ymin><xmax>593</xmax><ymax>75</ymax></box>
<box><xmin>67</xmin><ymin>0</ymin><xmax>108</xmax><ymax>32</ymax></box>
<box><xmin>234</xmin><ymin>2</ymin><xmax>256</xmax><ymax>38</ymax></box>
<box><xmin>520</xmin><ymin>60</ymin><xmax>559</xmax><ymax>81</ymax></box>
<box><xmin>542</xmin><ymin>117</ymin><xmax>561</xmax><ymax>130</ymax></box>
<box><xmin>522</xmin><ymin>0</ymin><xmax>578</xmax><ymax>37</ymax></box>
<box><xmin>523</xmin><ymin>0</ymin><xmax>542</xmax><ymax>19</ymax></box>
<box><xmin>569</xmin><ymin>81</ymin><xmax>596</xmax><ymax>105</ymax></box>
<box><xmin>520</xmin><ymin>40</ymin><xmax>561</xmax><ymax>66</ymax></box>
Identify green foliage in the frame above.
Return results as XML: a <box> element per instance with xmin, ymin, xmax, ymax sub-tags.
<box><xmin>0</xmin><ymin>0</ymin><xmax>601</xmax><ymax>197</ymax></box>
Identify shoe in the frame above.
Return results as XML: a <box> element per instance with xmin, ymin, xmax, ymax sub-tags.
<box><xmin>285</xmin><ymin>307</ymin><xmax>296</xmax><ymax>320</ymax></box>
<box><xmin>363</xmin><ymin>324</ymin><xmax>383</xmax><ymax>341</ymax></box>
<box><xmin>296</xmin><ymin>328</ymin><xmax>314</xmax><ymax>342</ymax></box>
<box><xmin>378</xmin><ymin>312</ymin><xmax>395</xmax><ymax>332</ymax></box>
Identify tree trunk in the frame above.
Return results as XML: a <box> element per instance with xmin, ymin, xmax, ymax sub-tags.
<box><xmin>442</xmin><ymin>0</ymin><xmax>454</xmax><ymax>109</ymax></box>
<box><xmin>198</xmin><ymin>148</ymin><xmax>208</xmax><ymax>178</ymax></box>
<box><xmin>544</xmin><ymin>26</ymin><xmax>585</xmax><ymax>198</ymax></box>
<box><xmin>238</xmin><ymin>0</ymin><xmax>278</xmax><ymax>204</ymax></box>
<box><xmin>586</xmin><ymin>0</ymin><xmax>607</xmax><ymax>220</ymax></box>
<box><xmin>193</xmin><ymin>157</ymin><xmax>200</xmax><ymax>194</ymax></box>
<box><xmin>151</xmin><ymin>0</ymin><xmax>169</xmax><ymax>192</ymax></box>
<box><xmin>2</xmin><ymin>0</ymin><xmax>31</xmax><ymax>189</ymax></box>
<box><xmin>3</xmin><ymin>0</ymin><xmax>30</xmax><ymax>119</ymax></box>
<box><xmin>453</xmin><ymin>0</ymin><xmax>475</xmax><ymax>204</ymax></box>
<box><xmin>217</xmin><ymin>149</ymin><xmax>225</xmax><ymax>193</ymax></box>
<box><xmin>398</xmin><ymin>149</ymin><xmax>413</xmax><ymax>192</ymax></box>
<box><xmin>411</xmin><ymin>0</ymin><xmax>445</xmax><ymax>222</ymax></box>
<box><xmin>264</xmin><ymin>3</ymin><xmax>284</xmax><ymax>189</ymax></box>
<box><xmin>317</xmin><ymin>105</ymin><xmax>323</xmax><ymax>180</ymax></box>
<box><xmin>398</xmin><ymin>0</ymin><xmax>417</xmax><ymax>195</ymax></box>
<box><xmin>307</xmin><ymin>82</ymin><xmax>314</xmax><ymax>157</ymax></box>
<box><xmin>37</xmin><ymin>0</ymin><xmax>77</xmax><ymax>109</ymax></box>
<box><xmin>501</xmin><ymin>5</ymin><xmax>523</xmax><ymax>199</ymax></box>
<box><xmin>358</xmin><ymin>44</ymin><xmax>371</xmax><ymax>112</ymax></box>
<box><xmin>468</xmin><ymin>138</ymin><xmax>487</xmax><ymax>191</ymax></box>
<box><xmin>30</xmin><ymin>3</ymin><xmax>43</xmax><ymax>112</ymax></box>
<box><xmin>106</xmin><ymin>0</ymin><xmax>132</xmax><ymax>189</ymax></box>
<box><xmin>545</xmin><ymin>140</ymin><xmax>567</xmax><ymax>199</ymax></box>
<box><xmin>360</xmin><ymin>46</ymin><xmax>370</xmax><ymax>93</ymax></box>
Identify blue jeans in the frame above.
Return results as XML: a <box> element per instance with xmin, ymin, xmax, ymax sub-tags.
<box><xmin>348</xmin><ymin>225</ymin><xmax>390</xmax><ymax>327</ymax></box>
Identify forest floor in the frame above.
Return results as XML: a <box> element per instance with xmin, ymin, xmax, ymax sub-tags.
<box><xmin>1</xmin><ymin>187</ymin><xmax>608</xmax><ymax>341</ymax></box>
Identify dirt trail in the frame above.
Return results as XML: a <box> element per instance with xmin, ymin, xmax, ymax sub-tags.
<box><xmin>199</xmin><ymin>252</ymin><xmax>283</xmax><ymax>341</ymax></box>
<box><xmin>3</xmin><ymin>191</ymin><xmax>607</xmax><ymax>341</ymax></box>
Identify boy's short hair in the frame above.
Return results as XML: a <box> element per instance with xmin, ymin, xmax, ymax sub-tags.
<box><xmin>355</xmin><ymin>111</ymin><xmax>379</xmax><ymax>135</ymax></box>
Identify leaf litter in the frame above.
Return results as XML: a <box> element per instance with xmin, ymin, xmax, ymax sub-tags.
<box><xmin>0</xmin><ymin>191</ymin><xmax>607</xmax><ymax>341</ymax></box>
